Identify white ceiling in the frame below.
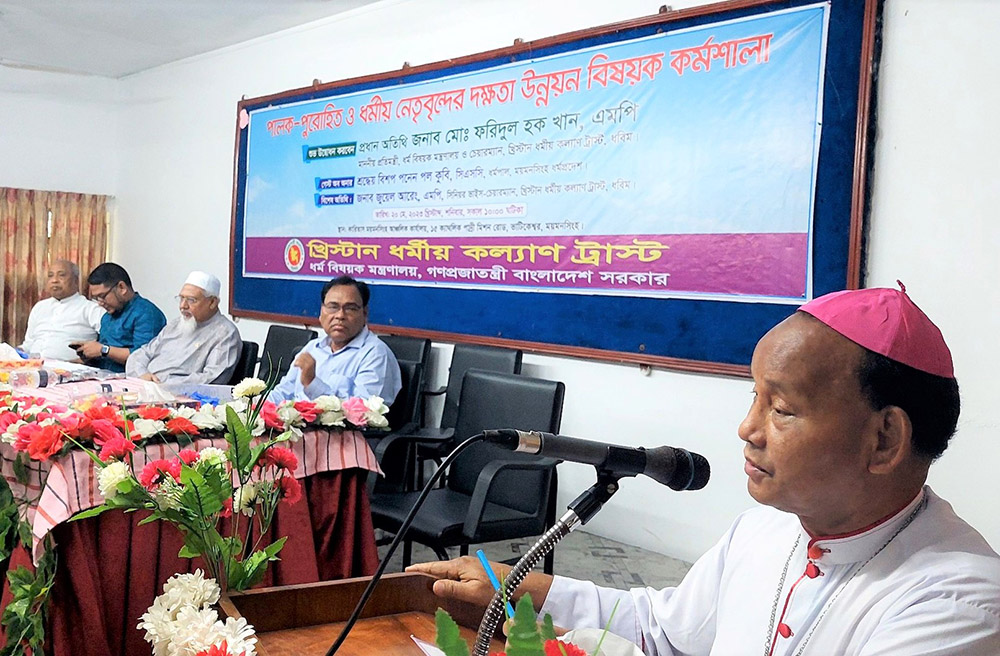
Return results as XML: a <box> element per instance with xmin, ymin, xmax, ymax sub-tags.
<box><xmin>0</xmin><ymin>0</ymin><xmax>384</xmax><ymax>78</ymax></box>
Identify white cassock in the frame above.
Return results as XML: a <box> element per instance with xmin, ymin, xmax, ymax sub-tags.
<box><xmin>541</xmin><ymin>487</ymin><xmax>1000</xmax><ymax>656</ymax></box>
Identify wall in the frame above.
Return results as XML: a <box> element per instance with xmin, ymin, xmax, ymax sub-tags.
<box><xmin>2</xmin><ymin>0</ymin><xmax>997</xmax><ymax>564</ymax></box>
<box><xmin>0</xmin><ymin>68</ymin><xmax>120</xmax><ymax>196</ymax></box>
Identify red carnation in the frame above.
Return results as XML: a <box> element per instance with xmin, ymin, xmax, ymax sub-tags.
<box><xmin>262</xmin><ymin>447</ymin><xmax>298</xmax><ymax>472</ymax></box>
<box><xmin>99</xmin><ymin>435</ymin><xmax>136</xmax><ymax>462</ymax></box>
<box><xmin>279</xmin><ymin>475</ymin><xmax>302</xmax><ymax>505</ymax></box>
<box><xmin>220</xmin><ymin>497</ymin><xmax>233</xmax><ymax>519</ymax></box>
<box><xmin>544</xmin><ymin>640</ymin><xmax>587</xmax><ymax>656</ymax></box>
<box><xmin>137</xmin><ymin>405</ymin><xmax>171</xmax><ymax>421</ymax></box>
<box><xmin>59</xmin><ymin>413</ymin><xmax>92</xmax><ymax>439</ymax></box>
<box><xmin>195</xmin><ymin>642</ymin><xmax>245</xmax><ymax>656</ymax></box>
<box><xmin>177</xmin><ymin>449</ymin><xmax>200</xmax><ymax>466</ymax></box>
<box><xmin>91</xmin><ymin>419</ymin><xmax>125</xmax><ymax>446</ymax></box>
<box><xmin>292</xmin><ymin>400</ymin><xmax>319</xmax><ymax>423</ymax></box>
<box><xmin>259</xmin><ymin>401</ymin><xmax>283</xmax><ymax>430</ymax></box>
<box><xmin>139</xmin><ymin>459</ymin><xmax>182</xmax><ymax>489</ymax></box>
<box><xmin>25</xmin><ymin>424</ymin><xmax>65</xmax><ymax>461</ymax></box>
<box><xmin>166</xmin><ymin>417</ymin><xmax>200</xmax><ymax>436</ymax></box>
<box><xmin>84</xmin><ymin>405</ymin><xmax>118</xmax><ymax>422</ymax></box>
<box><xmin>0</xmin><ymin>411</ymin><xmax>20</xmax><ymax>432</ymax></box>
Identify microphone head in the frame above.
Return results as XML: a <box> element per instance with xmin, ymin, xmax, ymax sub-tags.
<box><xmin>686</xmin><ymin>452</ymin><xmax>711</xmax><ymax>490</ymax></box>
<box><xmin>645</xmin><ymin>447</ymin><xmax>711</xmax><ymax>490</ymax></box>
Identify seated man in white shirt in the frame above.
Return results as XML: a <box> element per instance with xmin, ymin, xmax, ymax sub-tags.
<box><xmin>125</xmin><ymin>271</ymin><xmax>241</xmax><ymax>385</ymax></box>
<box><xmin>21</xmin><ymin>259</ymin><xmax>104</xmax><ymax>361</ymax></box>
<box><xmin>410</xmin><ymin>287</ymin><xmax>1000</xmax><ymax>656</ymax></box>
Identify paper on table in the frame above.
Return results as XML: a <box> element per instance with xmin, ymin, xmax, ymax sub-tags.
<box><xmin>411</xmin><ymin>634</ymin><xmax>446</xmax><ymax>656</ymax></box>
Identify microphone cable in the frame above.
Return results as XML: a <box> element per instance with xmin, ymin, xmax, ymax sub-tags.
<box><xmin>325</xmin><ymin>432</ymin><xmax>486</xmax><ymax>655</ymax></box>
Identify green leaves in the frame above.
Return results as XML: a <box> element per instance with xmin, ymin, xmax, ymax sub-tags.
<box><xmin>11</xmin><ymin>454</ymin><xmax>28</xmax><ymax>486</ymax></box>
<box><xmin>178</xmin><ymin>464</ymin><xmax>225</xmax><ymax>520</ymax></box>
<box><xmin>1</xmin><ymin>544</ymin><xmax>56</xmax><ymax>656</ymax></box>
<box><xmin>0</xmin><ymin>478</ymin><xmax>20</xmax><ymax>562</ymax></box>
<box><xmin>225</xmin><ymin>405</ymin><xmax>254</xmax><ymax>473</ymax></box>
<box><xmin>434</xmin><ymin>608</ymin><xmax>470</xmax><ymax>656</ymax></box>
<box><xmin>506</xmin><ymin>594</ymin><xmax>545</xmax><ymax>656</ymax></box>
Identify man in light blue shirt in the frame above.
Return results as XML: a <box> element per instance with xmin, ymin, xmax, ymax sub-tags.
<box><xmin>268</xmin><ymin>276</ymin><xmax>401</xmax><ymax>404</ymax></box>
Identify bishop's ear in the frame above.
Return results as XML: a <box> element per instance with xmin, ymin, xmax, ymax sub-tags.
<box><xmin>868</xmin><ymin>405</ymin><xmax>913</xmax><ymax>474</ymax></box>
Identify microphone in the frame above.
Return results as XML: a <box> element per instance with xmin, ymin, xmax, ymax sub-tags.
<box><xmin>484</xmin><ymin>429</ymin><xmax>710</xmax><ymax>491</ymax></box>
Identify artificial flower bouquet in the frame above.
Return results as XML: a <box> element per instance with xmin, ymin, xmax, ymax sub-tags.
<box><xmin>139</xmin><ymin>570</ymin><xmax>256</xmax><ymax>656</ymax></box>
<box><xmin>435</xmin><ymin>594</ymin><xmax>604</xmax><ymax>656</ymax></box>
<box><xmin>0</xmin><ymin>377</ymin><xmax>390</xmax><ymax>654</ymax></box>
<box><xmin>0</xmin><ymin>378</ymin><xmax>390</xmax><ymax>465</ymax></box>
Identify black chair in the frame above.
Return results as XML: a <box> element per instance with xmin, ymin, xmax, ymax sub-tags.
<box><xmin>412</xmin><ymin>344</ymin><xmax>522</xmax><ymax>483</ymax></box>
<box><xmin>380</xmin><ymin>335</ymin><xmax>432</xmax><ymax>370</ymax></box>
<box><xmin>371</xmin><ymin>370</ymin><xmax>564</xmax><ymax>573</ymax></box>
<box><xmin>257</xmin><ymin>325</ymin><xmax>317</xmax><ymax>383</ymax></box>
<box><xmin>227</xmin><ymin>340</ymin><xmax>259</xmax><ymax>385</ymax></box>
<box><xmin>367</xmin><ymin>360</ymin><xmax>425</xmax><ymax>494</ymax></box>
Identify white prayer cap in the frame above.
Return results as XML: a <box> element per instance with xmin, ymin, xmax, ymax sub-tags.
<box><xmin>184</xmin><ymin>271</ymin><xmax>221</xmax><ymax>298</ymax></box>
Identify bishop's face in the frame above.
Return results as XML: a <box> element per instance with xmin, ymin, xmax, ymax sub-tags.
<box><xmin>738</xmin><ymin>313</ymin><xmax>883</xmax><ymax>536</ymax></box>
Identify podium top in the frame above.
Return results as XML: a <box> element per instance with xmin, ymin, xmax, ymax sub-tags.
<box><xmin>221</xmin><ymin>572</ymin><xmax>504</xmax><ymax>656</ymax></box>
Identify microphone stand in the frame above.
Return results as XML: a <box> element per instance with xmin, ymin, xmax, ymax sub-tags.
<box><xmin>472</xmin><ymin>470</ymin><xmax>623</xmax><ymax>656</ymax></box>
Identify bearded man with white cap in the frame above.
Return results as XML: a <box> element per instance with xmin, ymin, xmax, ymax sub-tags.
<box><xmin>125</xmin><ymin>271</ymin><xmax>242</xmax><ymax>385</ymax></box>
<box><xmin>410</xmin><ymin>285</ymin><xmax>1000</xmax><ymax>655</ymax></box>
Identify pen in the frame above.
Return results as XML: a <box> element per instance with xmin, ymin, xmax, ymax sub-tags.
<box><xmin>476</xmin><ymin>548</ymin><xmax>515</xmax><ymax>618</ymax></box>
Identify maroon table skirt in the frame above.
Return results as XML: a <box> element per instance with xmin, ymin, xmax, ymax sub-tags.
<box><xmin>1</xmin><ymin>468</ymin><xmax>378</xmax><ymax>656</ymax></box>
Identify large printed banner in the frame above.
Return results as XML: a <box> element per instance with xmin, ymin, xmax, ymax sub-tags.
<box><xmin>241</xmin><ymin>3</ymin><xmax>829</xmax><ymax>303</ymax></box>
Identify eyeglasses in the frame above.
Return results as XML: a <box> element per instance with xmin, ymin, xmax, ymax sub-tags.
<box><xmin>91</xmin><ymin>287</ymin><xmax>117</xmax><ymax>302</ymax></box>
<box><xmin>175</xmin><ymin>295</ymin><xmax>205</xmax><ymax>306</ymax></box>
<box><xmin>321</xmin><ymin>302</ymin><xmax>363</xmax><ymax>315</ymax></box>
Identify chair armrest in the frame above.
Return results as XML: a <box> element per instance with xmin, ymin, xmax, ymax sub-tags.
<box><xmin>462</xmin><ymin>457</ymin><xmax>558</xmax><ymax>539</ymax></box>
<box><xmin>421</xmin><ymin>385</ymin><xmax>447</xmax><ymax>397</ymax></box>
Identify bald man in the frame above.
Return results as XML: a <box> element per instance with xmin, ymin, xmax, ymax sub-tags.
<box><xmin>411</xmin><ymin>287</ymin><xmax>1000</xmax><ymax>656</ymax></box>
<box><xmin>21</xmin><ymin>259</ymin><xmax>104</xmax><ymax>360</ymax></box>
<box><xmin>125</xmin><ymin>271</ymin><xmax>241</xmax><ymax>385</ymax></box>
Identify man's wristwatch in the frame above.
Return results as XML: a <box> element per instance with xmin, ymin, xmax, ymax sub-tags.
<box><xmin>100</xmin><ymin>344</ymin><xmax>110</xmax><ymax>356</ymax></box>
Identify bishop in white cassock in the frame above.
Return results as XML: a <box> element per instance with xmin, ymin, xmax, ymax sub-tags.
<box><xmin>410</xmin><ymin>285</ymin><xmax>1000</xmax><ymax>656</ymax></box>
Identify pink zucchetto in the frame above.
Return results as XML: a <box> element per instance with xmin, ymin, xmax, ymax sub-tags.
<box><xmin>797</xmin><ymin>282</ymin><xmax>954</xmax><ymax>379</ymax></box>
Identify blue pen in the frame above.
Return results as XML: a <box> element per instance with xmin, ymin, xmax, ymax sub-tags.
<box><xmin>476</xmin><ymin>548</ymin><xmax>515</xmax><ymax>618</ymax></box>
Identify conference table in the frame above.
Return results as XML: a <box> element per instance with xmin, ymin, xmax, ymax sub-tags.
<box><xmin>0</xmin><ymin>424</ymin><xmax>382</xmax><ymax>656</ymax></box>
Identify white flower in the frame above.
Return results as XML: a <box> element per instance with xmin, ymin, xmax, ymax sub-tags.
<box><xmin>172</xmin><ymin>405</ymin><xmax>196</xmax><ymax>420</ymax></box>
<box><xmin>233</xmin><ymin>378</ymin><xmax>267</xmax><ymax>399</ymax></box>
<box><xmin>196</xmin><ymin>447</ymin><xmax>227</xmax><ymax>469</ymax></box>
<box><xmin>155</xmin><ymin>479</ymin><xmax>183</xmax><ymax>511</ymax></box>
<box><xmin>134</xmin><ymin>418</ymin><xmax>167</xmax><ymax>438</ymax></box>
<box><xmin>189</xmin><ymin>406</ymin><xmax>226</xmax><ymax>431</ymax></box>
<box><xmin>165</xmin><ymin>605</ymin><xmax>221</xmax><ymax>656</ymax></box>
<box><xmin>317</xmin><ymin>410</ymin><xmax>345</xmax><ymax>427</ymax></box>
<box><xmin>234</xmin><ymin>482</ymin><xmax>258</xmax><ymax>516</ymax></box>
<box><xmin>162</xmin><ymin>569</ymin><xmax>221</xmax><ymax>609</ymax></box>
<box><xmin>98</xmin><ymin>461</ymin><xmax>132</xmax><ymax>499</ymax></box>
<box><xmin>1</xmin><ymin>420</ymin><xmax>25</xmax><ymax>445</ymax></box>
<box><xmin>215</xmin><ymin>616</ymin><xmax>258</xmax><ymax>656</ymax></box>
<box><xmin>364</xmin><ymin>395</ymin><xmax>390</xmax><ymax>428</ymax></box>
<box><xmin>38</xmin><ymin>416</ymin><xmax>58</xmax><ymax>427</ymax></box>
<box><xmin>275</xmin><ymin>402</ymin><xmax>304</xmax><ymax>427</ymax></box>
<box><xmin>137</xmin><ymin>597</ymin><xmax>179</xmax><ymax>656</ymax></box>
<box><xmin>312</xmin><ymin>395</ymin><xmax>343</xmax><ymax>412</ymax></box>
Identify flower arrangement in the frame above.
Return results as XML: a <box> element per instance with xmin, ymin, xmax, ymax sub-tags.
<box><xmin>0</xmin><ymin>378</ymin><xmax>390</xmax><ymax>655</ymax></box>
<box><xmin>435</xmin><ymin>594</ymin><xmax>604</xmax><ymax>656</ymax></box>
<box><xmin>0</xmin><ymin>382</ymin><xmax>390</xmax><ymax>464</ymax></box>
<box><xmin>138</xmin><ymin>570</ymin><xmax>256</xmax><ymax>656</ymax></box>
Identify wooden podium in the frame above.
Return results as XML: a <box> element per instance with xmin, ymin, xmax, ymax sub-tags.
<box><xmin>220</xmin><ymin>572</ymin><xmax>504</xmax><ymax>655</ymax></box>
